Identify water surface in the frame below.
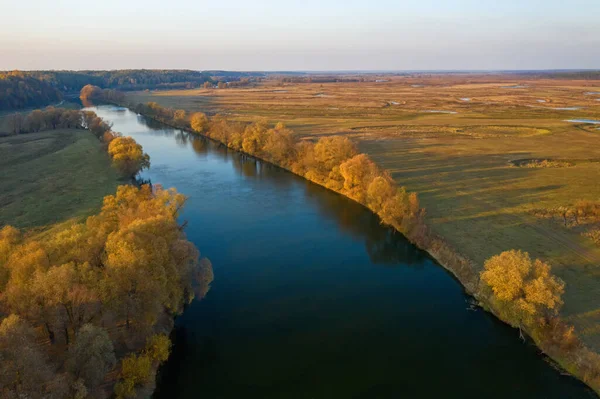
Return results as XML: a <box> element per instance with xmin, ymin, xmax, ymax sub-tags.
<box><xmin>89</xmin><ymin>105</ymin><xmax>595</xmax><ymax>399</ymax></box>
<box><xmin>565</xmin><ymin>119</ymin><xmax>600</xmax><ymax>124</ymax></box>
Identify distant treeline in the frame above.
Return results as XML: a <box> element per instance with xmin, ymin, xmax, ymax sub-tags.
<box><xmin>0</xmin><ymin>70</ymin><xmax>217</xmax><ymax>111</ymax></box>
<box><xmin>0</xmin><ymin>71</ymin><xmax>63</xmax><ymax>110</ymax></box>
<box><xmin>280</xmin><ymin>76</ymin><xmax>363</xmax><ymax>83</ymax></box>
<box><xmin>518</xmin><ymin>70</ymin><xmax>600</xmax><ymax>80</ymax></box>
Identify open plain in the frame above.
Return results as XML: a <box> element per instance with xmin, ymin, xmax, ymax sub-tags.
<box><xmin>127</xmin><ymin>75</ymin><xmax>600</xmax><ymax>351</ymax></box>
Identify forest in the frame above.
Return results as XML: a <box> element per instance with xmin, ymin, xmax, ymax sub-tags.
<box><xmin>0</xmin><ymin>107</ymin><xmax>213</xmax><ymax>398</ymax></box>
<box><xmin>0</xmin><ymin>71</ymin><xmax>63</xmax><ymax>110</ymax></box>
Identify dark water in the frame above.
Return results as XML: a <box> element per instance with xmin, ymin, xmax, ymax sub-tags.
<box><xmin>89</xmin><ymin>105</ymin><xmax>595</xmax><ymax>399</ymax></box>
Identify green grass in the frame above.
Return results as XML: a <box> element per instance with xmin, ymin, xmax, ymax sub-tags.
<box><xmin>0</xmin><ymin>129</ymin><xmax>122</xmax><ymax>228</ymax></box>
<box><xmin>125</xmin><ymin>76</ymin><xmax>600</xmax><ymax>352</ymax></box>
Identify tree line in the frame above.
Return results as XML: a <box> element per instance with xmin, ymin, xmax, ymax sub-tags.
<box><xmin>0</xmin><ymin>71</ymin><xmax>63</xmax><ymax>111</ymax></box>
<box><xmin>134</xmin><ymin>102</ymin><xmax>426</xmax><ymax>239</ymax></box>
<box><xmin>0</xmin><ymin>70</ymin><xmax>217</xmax><ymax>111</ymax></box>
<box><xmin>4</xmin><ymin>106</ymin><xmax>150</xmax><ymax>179</ymax></box>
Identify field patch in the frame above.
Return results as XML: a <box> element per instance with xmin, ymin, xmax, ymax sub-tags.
<box><xmin>0</xmin><ymin>129</ymin><xmax>122</xmax><ymax>228</ymax></box>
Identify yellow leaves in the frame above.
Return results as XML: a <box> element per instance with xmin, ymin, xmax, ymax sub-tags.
<box><xmin>480</xmin><ymin>250</ymin><xmax>565</xmax><ymax>326</ymax></box>
<box><xmin>190</xmin><ymin>112</ymin><xmax>209</xmax><ymax>133</ymax></box>
<box><xmin>5</xmin><ymin>241</ymin><xmax>50</xmax><ymax>289</ymax></box>
<box><xmin>524</xmin><ymin>259</ymin><xmax>565</xmax><ymax>310</ymax></box>
<box><xmin>107</xmin><ymin>136</ymin><xmax>150</xmax><ymax>177</ymax></box>
<box><xmin>481</xmin><ymin>250</ymin><xmax>530</xmax><ymax>302</ymax></box>
<box><xmin>115</xmin><ymin>353</ymin><xmax>152</xmax><ymax>398</ymax></box>
<box><xmin>314</xmin><ymin>136</ymin><xmax>357</xmax><ymax>172</ymax></box>
<box><xmin>339</xmin><ymin>154</ymin><xmax>379</xmax><ymax>203</ymax></box>
<box><xmin>145</xmin><ymin>334</ymin><xmax>171</xmax><ymax>363</ymax></box>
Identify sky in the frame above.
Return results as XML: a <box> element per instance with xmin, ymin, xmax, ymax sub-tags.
<box><xmin>2</xmin><ymin>0</ymin><xmax>599</xmax><ymax>71</ymax></box>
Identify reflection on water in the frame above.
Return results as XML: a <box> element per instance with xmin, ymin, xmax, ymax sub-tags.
<box><xmin>85</xmin><ymin>105</ymin><xmax>596</xmax><ymax>399</ymax></box>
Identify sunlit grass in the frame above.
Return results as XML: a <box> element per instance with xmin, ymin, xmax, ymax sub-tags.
<box><xmin>0</xmin><ymin>129</ymin><xmax>122</xmax><ymax>228</ymax></box>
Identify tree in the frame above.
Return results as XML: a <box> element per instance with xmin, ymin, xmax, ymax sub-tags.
<box><xmin>203</xmin><ymin>81</ymin><xmax>212</xmax><ymax>89</ymax></box>
<box><xmin>190</xmin><ymin>112</ymin><xmax>209</xmax><ymax>133</ymax></box>
<box><xmin>339</xmin><ymin>154</ymin><xmax>379</xmax><ymax>203</ymax></box>
<box><xmin>25</xmin><ymin>109</ymin><xmax>45</xmax><ymax>132</ymax></box>
<box><xmin>67</xmin><ymin>324</ymin><xmax>116</xmax><ymax>390</ymax></box>
<box><xmin>0</xmin><ymin>315</ymin><xmax>57</xmax><ymax>398</ymax></box>
<box><xmin>242</xmin><ymin>120</ymin><xmax>268</xmax><ymax>155</ymax></box>
<box><xmin>174</xmin><ymin>109</ymin><xmax>187</xmax><ymax>127</ymax></box>
<box><xmin>34</xmin><ymin>262</ymin><xmax>100</xmax><ymax>343</ymax></box>
<box><xmin>6</xmin><ymin>112</ymin><xmax>25</xmax><ymax>134</ymax></box>
<box><xmin>79</xmin><ymin>84</ymin><xmax>102</xmax><ymax>101</ymax></box>
<box><xmin>307</xmin><ymin>136</ymin><xmax>358</xmax><ymax>184</ymax></box>
<box><xmin>0</xmin><ymin>225</ymin><xmax>21</xmax><ymax>290</ymax></box>
<box><xmin>107</xmin><ymin>136</ymin><xmax>150</xmax><ymax>177</ymax></box>
<box><xmin>480</xmin><ymin>250</ymin><xmax>565</xmax><ymax>329</ymax></box>
<box><xmin>262</xmin><ymin>122</ymin><xmax>296</xmax><ymax>166</ymax></box>
<box><xmin>114</xmin><ymin>354</ymin><xmax>152</xmax><ymax>399</ymax></box>
<box><xmin>145</xmin><ymin>334</ymin><xmax>171</xmax><ymax>363</ymax></box>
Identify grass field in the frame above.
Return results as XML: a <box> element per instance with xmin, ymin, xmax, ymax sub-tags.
<box><xmin>0</xmin><ymin>129</ymin><xmax>122</xmax><ymax>228</ymax></box>
<box><xmin>126</xmin><ymin>74</ymin><xmax>600</xmax><ymax>351</ymax></box>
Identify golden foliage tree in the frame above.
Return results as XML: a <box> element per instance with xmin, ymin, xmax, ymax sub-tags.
<box><xmin>480</xmin><ymin>250</ymin><xmax>565</xmax><ymax>328</ymax></box>
<box><xmin>108</xmin><ymin>136</ymin><xmax>150</xmax><ymax>177</ymax></box>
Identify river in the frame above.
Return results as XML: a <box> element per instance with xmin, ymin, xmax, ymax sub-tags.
<box><xmin>88</xmin><ymin>105</ymin><xmax>596</xmax><ymax>398</ymax></box>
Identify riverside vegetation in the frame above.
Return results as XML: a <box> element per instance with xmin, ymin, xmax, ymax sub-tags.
<box><xmin>0</xmin><ymin>107</ymin><xmax>213</xmax><ymax>398</ymax></box>
<box><xmin>110</xmin><ymin>88</ymin><xmax>599</xmax><ymax>393</ymax></box>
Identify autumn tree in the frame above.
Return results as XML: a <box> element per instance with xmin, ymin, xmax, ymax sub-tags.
<box><xmin>24</xmin><ymin>109</ymin><xmax>45</xmax><ymax>132</ymax></box>
<box><xmin>339</xmin><ymin>154</ymin><xmax>379</xmax><ymax>203</ymax></box>
<box><xmin>67</xmin><ymin>324</ymin><xmax>116</xmax><ymax>390</ymax></box>
<box><xmin>262</xmin><ymin>122</ymin><xmax>296</xmax><ymax>166</ymax></box>
<box><xmin>114</xmin><ymin>353</ymin><xmax>152</xmax><ymax>399</ymax></box>
<box><xmin>242</xmin><ymin>120</ymin><xmax>269</xmax><ymax>155</ymax></box>
<box><xmin>145</xmin><ymin>334</ymin><xmax>171</xmax><ymax>363</ymax></box>
<box><xmin>174</xmin><ymin>109</ymin><xmax>187</xmax><ymax>127</ymax></box>
<box><xmin>108</xmin><ymin>136</ymin><xmax>150</xmax><ymax>177</ymax></box>
<box><xmin>33</xmin><ymin>262</ymin><xmax>100</xmax><ymax>343</ymax></box>
<box><xmin>0</xmin><ymin>315</ymin><xmax>57</xmax><ymax>398</ymax></box>
<box><xmin>305</xmin><ymin>136</ymin><xmax>357</xmax><ymax>184</ymax></box>
<box><xmin>79</xmin><ymin>84</ymin><xmax>103</xmax><ymax>101</ymax></box>
<box><xmin>99</xmin><ymin>185</ymin><xmax>198</xmax><ymax>332</ymax></box>
<box><xmin>0</xmin><ymin>225</ymin><xmax>21</xmax><ymax>289</ymax></box>
<box><xmin>190</xmin><ymin>112</ymin><xmax>209</xmax><ymax>133</ymax></box>
<box><xmin>480</xmin><ymin>250</ymin><xmax>565</xmax><ymax>330</ymax></box>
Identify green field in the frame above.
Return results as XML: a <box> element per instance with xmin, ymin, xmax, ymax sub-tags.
<box><xmin>0</xmin><ymin>129</ymin><xmax>122</xmax><ymax>228</ymax></box>
<box><xmin>126</xmin><ymin>75</ymin><xmax>600</xmax><ymax>352</ymax></box>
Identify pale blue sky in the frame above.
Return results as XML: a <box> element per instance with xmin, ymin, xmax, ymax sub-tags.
<box><xmin>2</xmin><ymin>0</ymin><xmax>599</xmax><ymax>70</ymax></box>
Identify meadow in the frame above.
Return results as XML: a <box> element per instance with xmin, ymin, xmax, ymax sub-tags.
<box><xmin>127</xmin><ymin>74</ymin><xmax>600</xmax><ymax>352</ymax></box>
<box><xmin>0</xmin><ymin>129</ymin><xmax>122</xmax><ymax>228</ymax></box>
